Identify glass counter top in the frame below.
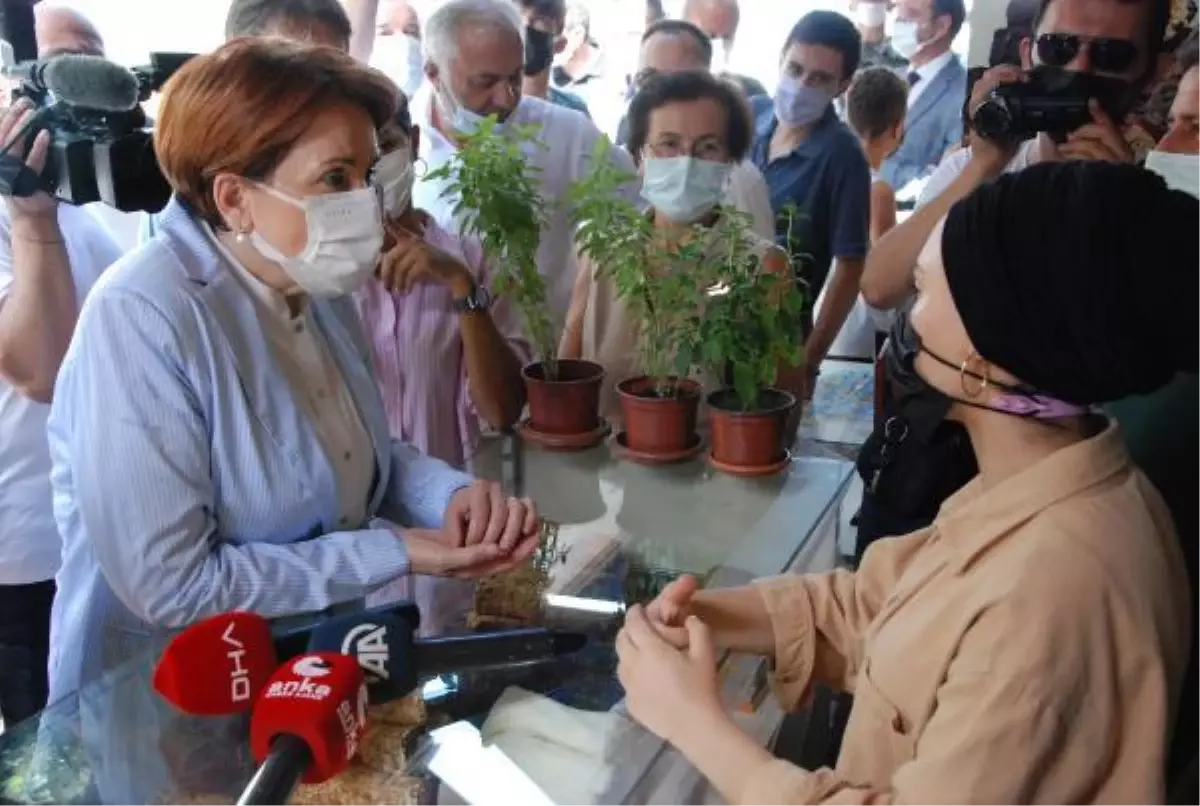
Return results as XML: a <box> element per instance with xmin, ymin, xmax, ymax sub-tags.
<box><xmin>0</xmin><ymin>439</ymin><xmax>855</xmax><ymax>806</ymax></box>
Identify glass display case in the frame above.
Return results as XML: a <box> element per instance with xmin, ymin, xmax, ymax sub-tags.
<box><xmin>0</xmin><ymin>439</ymin><xmax>855</xmax><ymax>806</ymax></box>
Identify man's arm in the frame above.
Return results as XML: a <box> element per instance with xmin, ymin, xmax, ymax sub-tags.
<box><xmin>861</xmin><ymin>65</ymin><xmax>1031</xmax><ymax>308</ymax></box>
<box><xmin>803</xmin><ymin>145</ymin><xmax>871</xmax><ymax>388</ymax></box>
<box><xmin>0</xmin><ymin>209</ymin><xmax>78</xmax><ymax>403</ymax></box>
<box><xmin>860</xmin><ymin>153</ymin><xmax>992</xmax><ymax>308</ymax></box>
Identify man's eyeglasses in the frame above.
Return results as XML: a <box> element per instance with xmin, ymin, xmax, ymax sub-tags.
<box><xmin>1035</xmin><ymin>33</ymin><xmax>1138</xmax><ymax>74</ymax></box>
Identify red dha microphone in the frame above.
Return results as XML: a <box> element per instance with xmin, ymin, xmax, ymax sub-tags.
<box><xmin>239</xmin><ymin>653</ymin><xmax>368</xmax><ymax>805</ymax></box>
<box><xmin>153</xmin><ymin>611</ymin><xmax>279</xmax><ymax>716</ymax></box>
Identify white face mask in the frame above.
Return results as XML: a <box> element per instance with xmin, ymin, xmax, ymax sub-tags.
<box><xmin>857</xmin><ymin>2</ymin><xmax>887</xmax><ymax>28</ymax></box>
<box><xmin>1144</xmin><ymin>150</ymin><xmax>1200</xmax><ymax>198</ymax></box>
<box><xmin>640</xmin><ymin>155</ymin><xmax>732</xmax><ymax>223</ymax></box>
<box><xmin>891</xmin><ymin>19</ymin><xmax>924</xmax><ymax>60</ymax></box>
<box><xmin>375</xmin><ymin>145</ymin><xmax>415</xmax><ymax>218</ymax></box>
<box><xmin>371</xmin><ymin>34</ymin><xmax>425</xmax><ymax>99</ymax></box>
<box><xmin>249</xmin><ymin>184</ymin><xmax>384</xmax><ymax>298</ymax></box>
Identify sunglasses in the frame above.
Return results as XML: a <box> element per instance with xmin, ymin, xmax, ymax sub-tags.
<box><xmin>1035</xmin><ymin>32</ymin><xmax>1139</xmax><ymax>74</ymax></box>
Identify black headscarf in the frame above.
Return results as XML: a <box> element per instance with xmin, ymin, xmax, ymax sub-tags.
<box><xmin>941</xmin><ymin>160</ymin><xmax>1199</xmax><ymax>405</ymax></box>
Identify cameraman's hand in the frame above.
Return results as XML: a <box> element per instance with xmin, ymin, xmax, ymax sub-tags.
<box><xmin>965</xmin><ymin>65</ymin><xmax>1027</xmax><ymax>181</ymax></box>
<box><xmin>0</xmin><ymin>99</ymin><xmax>54</xmax><ymax>218</ymax></box>
<box><xmin>1058</xmin><ymin>99</ymin><xmax>1134</xmax><ymax>164</ymax></box>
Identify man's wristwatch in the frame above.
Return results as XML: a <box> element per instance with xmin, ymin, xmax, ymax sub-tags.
<box><xmin>452</xmin><ymin>282</ymin><xmax>492</xmax><ymax>313</ymax></box>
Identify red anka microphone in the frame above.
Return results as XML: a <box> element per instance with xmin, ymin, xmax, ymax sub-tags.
<box><xmin>239</xmin><ymin>653</ymin><xmax>369</xmax><ymax>805</ymax></box>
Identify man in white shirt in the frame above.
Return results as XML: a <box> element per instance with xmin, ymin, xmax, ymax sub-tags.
<box><xmin>862</xmin><ymin>0</ymin><xmax>1163</xmax><ymax>311</ymax></box>
<box><xmin>412</xmin><ymin>0</ymin><xmax>639</xmax><ymax>323</ymax></box>
<box><xmin>616</xmin><ymin>18</ymin><xmax>775</xmax><ymax>241</ymax></box>
<box><xmin>0</xmin><ymin>4</ymin><xmax>123</xmax><ymax>725</ymax></box>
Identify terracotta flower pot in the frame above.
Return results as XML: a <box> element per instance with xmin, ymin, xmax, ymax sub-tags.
<box><xmin>707</xmin><ymin>387</ymin><xmax>797</xmax><ymax>473</ymax></box>
<box><xmin>617</xmin><ymin>376</ymin><xmax>702</xmax><ymax>455</ymax></box>
<box><xmin>523</xmin><ymin>359</ymin><xmax>605</xmax><ymax>435</ymax></box>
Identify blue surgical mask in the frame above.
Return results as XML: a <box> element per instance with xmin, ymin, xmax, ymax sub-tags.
<box><xmin>437</xmin><ymin>81</ymin><xmax>500</xmax><ymax>136</ymax></box>
<box><xmin>774</xmin><ymin>77</ymin><xmax>830</xmax><ymax>127</ymax></box>
<box><xmin>641</xmin><ymin>155</ymin><xmax>732</xmax><ymax>223</ymax></box>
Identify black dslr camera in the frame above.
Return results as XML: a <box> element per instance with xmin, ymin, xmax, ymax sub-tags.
<box><xmin>2</xmin><ymin>52</ymin><xmax>194</xmax><ymax>212</ymax></box>
<box><xmin>971</xmin><ymin>65</ymin><xmax>1133</xmax><ymax>143</ymax></box>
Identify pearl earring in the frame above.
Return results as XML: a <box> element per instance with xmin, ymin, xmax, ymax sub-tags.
<box><xmin>235</xmin><ymin>229</ymin><xmax>248</xmax><ymax>243</ymax></box>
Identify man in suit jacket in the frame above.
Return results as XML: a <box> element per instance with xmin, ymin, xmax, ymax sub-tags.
<box><xmin>879</xmin><ymin>0</ymin><xmax>968</xmax><ymax>199</ymax></box>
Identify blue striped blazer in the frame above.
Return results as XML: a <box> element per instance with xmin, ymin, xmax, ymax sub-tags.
<box><xmin>46</xmin><ymin>197</ymin><xmax>472</xmax><ymax>702</ymax></box>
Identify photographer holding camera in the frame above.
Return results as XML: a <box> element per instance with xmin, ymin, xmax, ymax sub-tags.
<box><xmin>861</xmin><ymin>0</ymin><xmax>1170</xmax><ymax>311</ymax></box>
<box><xmin>0</xmin><ymin>4</ymin><xmax>123</xmax><ymax>726</ymax></box>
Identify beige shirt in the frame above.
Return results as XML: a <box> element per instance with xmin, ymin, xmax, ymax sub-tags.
<box><xmin>575</xmin><ymin>229</ymin><xmax>778</xmax><ymax>422</ymax></box>
<box><xmin>209</xmin><ymin>227</ymin><xmax>375</xmax><ymax>530</ymax></box>
<box><xmin>746</xmin><ymin>420</ymin><xmax>1190</xmax><ymax>803</ymax></box>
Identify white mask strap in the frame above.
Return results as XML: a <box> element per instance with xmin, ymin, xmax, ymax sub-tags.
<box><xmin>253</xmin><ymin>182</ymin><xmax>305</xmax><ymax>210</ymax></box>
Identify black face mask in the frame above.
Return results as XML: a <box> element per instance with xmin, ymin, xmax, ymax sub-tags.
<box><xmin>883</xmin><ymin>315</ymin><xmax>954</xmax><ymax>444</ymax></box>
<box><xmin>524</xmin><ymin>27</ymin><xmax>555</xmax><ymax>77</ymax></box>
<box><xmin>884</xmin><ymin>313</ymin><xmax>1088</xmax><ymax>439</ymax></box>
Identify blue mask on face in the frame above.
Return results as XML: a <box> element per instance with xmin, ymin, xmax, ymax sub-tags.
<box><xmin>640</xmin><ymin>155</ymin><xmax>732</xmax><ymax>223</ymax></box>
<box><xmin>773</xmin><ymin>76</ymin><xmax>830</xmax><ymax>127</ymax></box>
<box><xmin>437</xmin><ymin>82</ymin><xmax>501</xmax><ymax>136</ymax></box>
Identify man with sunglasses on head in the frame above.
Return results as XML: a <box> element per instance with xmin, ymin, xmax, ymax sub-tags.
<box><xmin>861</xmin><ymin>0</ymin><xmax>1172</xmax><ymax>311</ymax></box>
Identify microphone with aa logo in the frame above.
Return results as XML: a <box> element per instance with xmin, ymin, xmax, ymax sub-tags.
<box><xmin>307</xmin><ymin>610</ymin><xmax>590</xmax><ymax>705</ymax></box>
<box><xmin>239</xmin><ymin>653</ymin><xmax>369</xmax><ymax>806</ymax></box>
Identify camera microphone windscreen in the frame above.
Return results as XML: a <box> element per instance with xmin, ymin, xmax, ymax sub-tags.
<box><xmin>241</xmin><ymin>653</ymin><xmax>368</xmax><ymax>804</ymax></box>
<box><xmin>153</xmin><ymin>611</ymin><xmax>279</xmax><ymax>716</ymax></box>
<box><xmin>42</xmin><ymin>53</ymin><xmax>140</xmax><ymax>111</ymax></box>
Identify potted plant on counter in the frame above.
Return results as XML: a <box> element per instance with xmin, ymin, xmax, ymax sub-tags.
<box><xmin>698</xmin><ymin>208</ymin><xmax>806</xmax><ymax>477</ymax></box>
<box><xmin>569</xmin><ymin>139</ymin><xmax>712</xmax><ymax>463</ymax></box>
<box><xmin>428</xmin><ymin>118</ymin><xmax>606</xmax><ymax>450</ymax></box>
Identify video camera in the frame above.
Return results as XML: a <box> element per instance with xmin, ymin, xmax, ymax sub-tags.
<box><xmin>971</xmin><ymin>65</ymin><xmax>1133</xmax><ymax>143</ymax></box>
<box><xmin>0</xmin><ymin>51</ymin><xmax>194</xmax><ymax>213</ymax></box>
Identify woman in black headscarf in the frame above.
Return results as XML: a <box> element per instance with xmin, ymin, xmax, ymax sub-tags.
<box><xmin>611</xmin><ymin>161</ymin><xmax>1196</xmax><ymax>804</ymax></box>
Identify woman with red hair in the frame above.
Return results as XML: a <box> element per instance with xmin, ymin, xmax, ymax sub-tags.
<box><xmin>44</xmin><ymin>38</ymin><xmax>542</xmax><ymax>700</ymax></box>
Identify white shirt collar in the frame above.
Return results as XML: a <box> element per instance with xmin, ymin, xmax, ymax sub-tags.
<box><xmin>911</xmin><ymin>50</ymin><xmax>953</xmax><ymax>86</ymax></box>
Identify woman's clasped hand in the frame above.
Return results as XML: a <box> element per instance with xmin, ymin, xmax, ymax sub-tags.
<box><xmin>616</xmin><ymin>575</ymin><xmax>727</xmax><ymax>743</ymax></box>
<box><xmin>400</xmin><ymin>480</ymin><xmax>541</xmax><ymax>580</ymax></box>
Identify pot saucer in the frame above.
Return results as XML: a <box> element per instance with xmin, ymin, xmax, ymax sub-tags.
<box><xmin>707</xmin><ymin>449</ymin><xmax>792</xmax><ymax>478</ymax></box>
<box><xmin>517</xmin><ymin>418</ymin><xmax>611</xmax><ymax>451</ymax></box>
<box><xmin>614</xmin><ymin>431</ymin><xmax>705</xmax><ymax>465</ymax></box>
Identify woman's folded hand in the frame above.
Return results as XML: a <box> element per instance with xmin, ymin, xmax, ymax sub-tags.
<box><xmin>646</xmin><ymin>574</ymin><xmax>699</xmax><ymax>648</ymax></box>
<box><xmin>444</xmin><ymin>480</ymin><xmax>540</xmax><ymax>551</ymax></box>
<box><xmin>399</xmin><ymin>526</ymin><xmax>541</xmax><ymax>579</ymax></box>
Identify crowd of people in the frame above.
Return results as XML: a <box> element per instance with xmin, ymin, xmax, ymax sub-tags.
<box><xmin>0</xmin><ymin>0</ymin><xmax>1196</xmax><ymax>803</ymax></box>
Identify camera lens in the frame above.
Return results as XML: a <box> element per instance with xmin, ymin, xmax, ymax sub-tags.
<box><xmin>971</xmin><ymin>96</ymin><xmax>1014</xmax><ymax>141</ymax></box>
